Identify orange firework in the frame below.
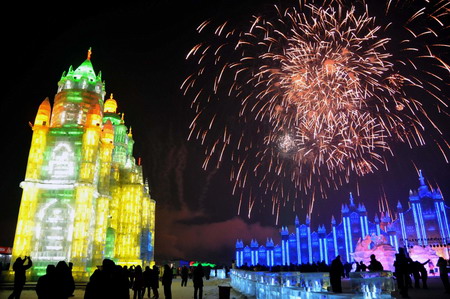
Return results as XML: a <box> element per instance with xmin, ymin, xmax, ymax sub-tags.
<box><xmin>182</xmin><ymin>0</ymin><xmax>449</xmax><ymax>222</ymax></box>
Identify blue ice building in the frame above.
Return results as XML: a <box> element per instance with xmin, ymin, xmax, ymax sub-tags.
<box><xmin>235</xmin><ymin>170</ymin><xmax>450</xmax><ymax>267</ymax></box>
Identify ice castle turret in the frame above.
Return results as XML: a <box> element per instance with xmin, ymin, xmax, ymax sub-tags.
<box><xmin>236</xmin><ymin>170</ymin><xmax>450</xmax><ymax>267</ymax></box>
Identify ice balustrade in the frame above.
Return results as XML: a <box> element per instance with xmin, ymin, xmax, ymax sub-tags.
<box><xmin>231</xmin><ymin>269</ymin><xmax>394</xmax><ymax>298</ymax></box>
<box><xmin>210</xmin><ymin>268</ymin><xmax>227</xmax><ymax>279</ymax></box>
<box><xmin>349</xmin><ymin>271</ymin><xmax>395</xmax><ymax>298</ymax></box>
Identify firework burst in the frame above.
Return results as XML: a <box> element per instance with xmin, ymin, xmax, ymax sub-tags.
<box><xmin>182</xmin><ymin>0</ymin><xmax>449</xmax><ymax>222</ymax></box>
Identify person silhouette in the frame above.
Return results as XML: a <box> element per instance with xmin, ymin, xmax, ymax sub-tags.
<box><xmin>8</xmin><ymin>256</ymin><xmax>32</xmax><ymax>299</ymax></box>
<box><xmin>368</xmin><ymin>254</ymin><xmax>384</xmax><ymax>271</ymax></box>
<box><xmin>181</xmin><ymin>266</ymin><xmax>189</xmax><ymax>287</ymax></box>
<box><xmin>193</xmin><ymin>264</ymin><xmax>204</xmax><ymax>299</ymax></box>
<box><xmin>150</xmin><ymin>265</ymin><xmax>160</xmax><ymax>299</ymax></box>
<box><xmin>36</xmin><ymin>265</ymin><xmax>56</xmax><ymax>299</ymax></box>
<box><xmin>143</xmin><ymin>266</ymin><xmax>152</xmax><ymax>297</ymax></box>
<box><xmin>132</xmin><ymin>265</ymin><xmax>144</xmax><ymax>299</ymax></box>
<box><xmin>414</xmin><ymin>259</ymin><xmax>430</xmax><ymax>289</ymax></box>
<box><xmin>394</xmin><ymin>248</ymin><xmax>410</xmax><ymax>298</ymax></box>
<box><xmin>437</xmin><ymin>257</ymin><xmax>450</xmax><ymax>293</ymax></box>
<box><xmin>343</xmin><ymin>262</ymin><xmax>352</xmax><ymax>277</ymax></box>
<box><xmin>360</xmin><ymin>261</ymin><xmax>367</xmax><ymax>271</ymax></box>
<box><xmin>129</xmin><ymin>266</ymin><xmax>135</xmax><ymax>290</ymax></box>
<box><xmin>162</xmin><ymin>264</ymin><xmax>173</xmax><ymax>299</ymax></box>
<box><xmin>330</xmin><ymin>255</ymin><xmax>344</xmax><ymax>293</ymax></box>
<box><xmin>84</xmin><ymin>258</ymin><xmax>129</xmax><ymax>299</ymax></box>
<box><xmin>55</xmin><ymin>260</ymin><xmax>75</xmax><ymax>298</ymax></box>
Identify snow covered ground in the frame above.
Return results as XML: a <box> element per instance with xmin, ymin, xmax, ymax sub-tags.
<box><xmin>0</xmin><ymin>277</ymin><xmax>252</xmax><ymax>299</ymax></box>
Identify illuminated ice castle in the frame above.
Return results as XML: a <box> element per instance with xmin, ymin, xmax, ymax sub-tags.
<box><xmin>235</xmin><ymin>171</ymin><xmax>450</xmax><ymax>267</ymax></box>
<box><xmin>10</xmin><ymin>50</ymin><xmax>156</xmax><ymax>280</ymax></box>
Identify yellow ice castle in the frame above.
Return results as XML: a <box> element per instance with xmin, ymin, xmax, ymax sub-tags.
<box><xmin>10</xmin><ymin>50</ymin><xmax>156</xmax><ymax>280</ymax></box>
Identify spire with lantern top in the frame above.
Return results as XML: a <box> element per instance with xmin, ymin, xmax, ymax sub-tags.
<box><xmin>72</xmin><ymin>47</ymin><xmax>98</xmax><ymax>83</ymax></box>
<box><xmin>104</xmin><ymin>93</ymin><xmax>118</xmax><ymax>114</ymax></box>
<box><xmin>58</xmin><ymin>48</ymin><xmax>104</xmax><ymax>94</ymax></box>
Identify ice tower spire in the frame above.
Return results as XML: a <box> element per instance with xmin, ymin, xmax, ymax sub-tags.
<box><xmin>73</xmin><ymin>52</ymin><xmax>97</xmax><ymax>83</ymax></box>
<box><xmin>419</xmin><ymin>169</ymin><xmax>425</xmax><ymax>186</ymax></box>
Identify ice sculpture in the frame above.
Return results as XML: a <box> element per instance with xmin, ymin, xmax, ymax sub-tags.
<box><xmin>351</xmin><ymin>234</ymin><xmax>396</xmax><ymax>271</ymax></box>
<box><xmin>9</xmin><ymin>51</ymin><xmax>156</xmax><ymax>281</ymax></box>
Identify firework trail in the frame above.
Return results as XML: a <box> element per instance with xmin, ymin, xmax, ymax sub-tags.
<box><xmin>182</xmin><ymin>0</ymin><xmax>449</xmax><ymax>222</ymax></box>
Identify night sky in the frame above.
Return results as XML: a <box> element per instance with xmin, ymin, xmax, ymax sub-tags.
<box><xmin>1</xmin><ymin>1</ymin><xmax>449</xmax><ymax>266</ymax></box>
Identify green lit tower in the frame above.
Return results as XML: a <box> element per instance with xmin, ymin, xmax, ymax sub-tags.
<box><xmin>10</xmin><ymin>50</ymin><xmax>156</xmax><ymax>281</ymax></box>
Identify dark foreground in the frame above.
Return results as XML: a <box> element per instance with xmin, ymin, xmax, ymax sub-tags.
<box><xmin>0</xmin><ymin>276</ymin><xmax>449</xmax><ymax>298</ymax></box>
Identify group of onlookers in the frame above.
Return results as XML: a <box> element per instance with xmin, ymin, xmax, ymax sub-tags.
<box><xmin>392</xmin><ymin>248</ymin><xmax>450</xmax><ymax>297</ymax></box>
<box><xmin>7</xmin><ymin>256</ymin><xmax>76</xmax><ymax>299</ymax></box>
<box><xmin>7</xmin><ymin>256</ymin><xmax>210</xmax><ymax>299</ymax></box>
<box><xmin>84</xmin><ymin>260</ymin><xmax>166</xmax><ymax>299</ymax></box>
<box><xmin>10</xmin><ymin>251</ymin><xmax>449</xmax><ymax>298</ymax></box>
<box><xmin>238</xmin><ymin>249</ymin><xmax>450</xmax><ymax>298</ymax></box>
<box><xmin>328</xmin><ymin>249</ymin><xmax>450</xmax><ymax>298</ymax></box>
<box><xmin>84</xmin><ymin>260</ymin><xmax>208</xmax><ymax>299</ymax></box>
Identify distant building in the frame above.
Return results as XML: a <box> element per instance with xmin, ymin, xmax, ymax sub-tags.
<box><xmin>9</xmin><ymin>51</ymin><xmax>156</xmax><ymax>281</ymax></box>
<box><xmin>235</xmin><ymin>170</ymin><xmax>449</xmax><ymax>267</ymax></box>
<box><xmin>0</xmin><ymin>247</ymin><xmax>12</xmax><ymax>270</ymax></box>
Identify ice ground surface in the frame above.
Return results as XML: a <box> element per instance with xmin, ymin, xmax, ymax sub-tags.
<box><xmin>0</xmin><ymin>277</ymin><xmax>250</xmax><ymax>299</ymax></box>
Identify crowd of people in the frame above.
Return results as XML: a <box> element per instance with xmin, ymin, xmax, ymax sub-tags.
<box><xmin>392</xmin><ymin>248</ymin><xmax>450</xmax><ymax>298</ymax></box>
<box><xmin>7</xmin><ymin>256</ymin><xmax>216</xmax><ymax>299</ymax></box>
<box><xmin>83</xmin><ymin>260</ymin><xmax>210</xmax><ymax>299</ymax></box>
<box><xmin>237</xmin><ymin>249</ymin><xmax>450</xmax><ymax>297</ymax></box>
<box><xmin>8</xmin><ymin>250</ymin><xmax>450</xmax><ymax>298</ymax></box>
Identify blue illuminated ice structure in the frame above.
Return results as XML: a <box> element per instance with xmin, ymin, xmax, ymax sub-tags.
<box><xmin>236</xmin><ymin>171</ymin><xmax>450</xmax><ymax>268</ymax></box>
<box><xmin>231</xmin><ymin>269</ymin><xmax>395</xmax><ymax>298</ymax></box>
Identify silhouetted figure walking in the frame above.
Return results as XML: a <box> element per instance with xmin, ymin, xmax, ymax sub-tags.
<box><xmin>329</xmin><ymin>255</ymin><xmax>344</xmax><ymax>293</ymax></box>
<box><xmin>193</xmin><ymin>264</ymin><xmax>204</xmax><ymax>299</ymax></box>
<box><xmin>416</xmin><ymin>260</ymin><xmax>430</xmax><ymax>289</ymax></box>
<box><xmin>406</xmin><ymin>258</ymin><xmax>414</xmax><ymax>289</ymax></box>
<box><xmin>394</xmin><ymin>248</ymin><xmax>410</xmax><ymax>298</ymax></box>
<box><xmin>368</xmin><ymin>254</ymin><xmax>384</xmax><ymax>271</ymax></box>
<box><xmin>411</xmin><ymin>260</ymin><xmax>422</xmax><ymax>289</ymax></box>
<box><xmin>413</xmin><ymin>259</ymin><xmax>430</xmax><ymax>289</ymax></box>
<box><xmin>150</xmin><ymin>265</ymin><xmax>159</xmax><ymax>299</ymax></box>
<box><xmin>36</xmin><ymin>265</ymin><xmax>56</xmax><ymax>299</ymax></box>
<box><xmin>8</xmin><ymin>256</ymin><xmax>32</xmax><ymax>299</ymax></box>
<box><xmin>204</xmin><ymin>266</ymin><xmax>211</xmax><ymax>280</ymax></box>
<box><xmin>132</xmin><ymin>265</ymin><xmax>144</xmax><ymax>299</ymax></box>
<box><xmin>162</xmin><ymin>265</ymin><xmax>173</xmax><ymax>299</ymax></box>
<box><xmin>181</xmin><ymin>266</ymin><xmax>189</xmax><ymax>287</ymax></box>
<box><xmin>437</xmin><ymin>257</ymin><xmax>450</xmax><ymax>293</ymax></box>
<box><xmin>143</xmin><ymin>266</ymin><xmax>152</xmax><ymax>298</ymax></box>
<box><xmin>129</xmin><ymin>266</ymin><xmax>135</xmax><ymax>290</ymax></box>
